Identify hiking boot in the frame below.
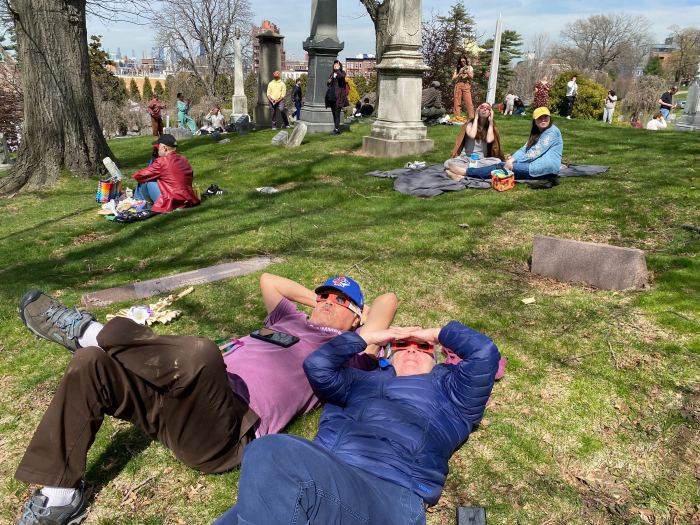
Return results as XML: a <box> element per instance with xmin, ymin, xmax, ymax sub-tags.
<box><xmin>19</xmin><ymin>291</ymin><xmax>95</xmax><ymax>353</ymax></box>
<box><xmin>17</xmin><ymin>483</ymin><xmax>88</xmax><ymax>525</ymax></box>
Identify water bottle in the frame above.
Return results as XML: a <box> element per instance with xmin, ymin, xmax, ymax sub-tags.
<box><xmin>468</xmin><ymin>153</ymin><xmax>479</xmax><ymax>170</ymax></box>
<box><xmin>103</xmin><ymin>157</ymin><xmax>123</xmax><ymax>180</ymax></box>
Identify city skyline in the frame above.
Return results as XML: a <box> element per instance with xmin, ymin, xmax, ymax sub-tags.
<box><xmin>88</xmin><ymin>0</ymin><xmax>700</xmax><ymax>63</ymax></box>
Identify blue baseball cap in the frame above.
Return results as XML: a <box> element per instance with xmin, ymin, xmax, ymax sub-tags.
<box><xmin>315</xmin><ymin>276</ymin><xmax>364</xmax><ymax>309</ymax></box>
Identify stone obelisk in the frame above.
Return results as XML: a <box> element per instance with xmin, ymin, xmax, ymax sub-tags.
<box><xmin>362</xmin><ymin>0</ymin><xmax>433</xmax><ymax>157</ymax></box>
<box><xmin>486</xmin><ymin>14</ymin><xmax>503</xmax><ymax>106</ymax></box>
<box><xmin>254</xmin><ymin>30</ymin><xmax>284</xmax><ymax>127</ymax></box>
<box><xmin>300</xmin><ymin>0</ymin><xmax>344</xmax><ymax>134</ymax></box>
<box><xmin>231</xmin><ymin>28</ymin><xmax>249</xmax><ymax>120</ymax></box>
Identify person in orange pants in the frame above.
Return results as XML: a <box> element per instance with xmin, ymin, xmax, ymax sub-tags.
<box><xmin>452</xmin><ymin>56</ymin><xmax>474</xmax><ymax>119</ymax></box>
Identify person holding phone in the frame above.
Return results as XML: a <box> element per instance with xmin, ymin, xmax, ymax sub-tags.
<box><xmin>214</xmin><ymin>322</ymin><xmax>501</xmax><ymax>525</ymax></box>
<box><xmin>13</xmin><ymin>274</ymin><xmax>396</xmax><ymax>525</ymax></box>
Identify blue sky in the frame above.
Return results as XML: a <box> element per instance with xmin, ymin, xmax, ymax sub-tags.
<box><xmin>89</xmin><ymin>0</ymin><xmax>700</xmax><ymax>61</ymax></box>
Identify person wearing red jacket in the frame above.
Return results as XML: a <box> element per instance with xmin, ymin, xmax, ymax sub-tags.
<box><xmin>132</xmin><ymin>134</ymin><xmax>200</xmax><ymax>213</ymax></box>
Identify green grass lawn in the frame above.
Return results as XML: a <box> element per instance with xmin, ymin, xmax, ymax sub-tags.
<box><xmin>0</xmin><ymin>117</ymin><xmax>698</xmax><ymax>524</ymax></box>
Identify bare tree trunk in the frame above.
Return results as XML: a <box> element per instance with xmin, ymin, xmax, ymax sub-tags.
<box><xmin>1</xmin><ymin>0</ymin><xmax>112</xmax><ymax>194</ymax></box>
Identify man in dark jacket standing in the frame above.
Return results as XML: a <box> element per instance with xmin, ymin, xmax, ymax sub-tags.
<box><xmin>214</xmin><ymin>322</ymin><xmax>500</xmax><ymax>525</ymax></box>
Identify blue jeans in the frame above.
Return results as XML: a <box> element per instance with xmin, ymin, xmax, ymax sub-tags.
<box><xmin>294</xmin><ymin>100</ymin><xmax>302</xmax><ymax>120</ymax></box>
<box><xmin>134</xmin><ymin>181</ymin><xmax>161</xmax><ymax>203</ymax></box>
<box><xmin>213</xmin><ymin>435</ymin><xmax>426</xmax><ymax>525</ymax></box>
<box><xmin>467</xmin><ymin>161</ymin><xmax>552</xmax><ymax>181</ymax></box>
<box><xmin>660</xmin><ymin>108</ymin><xmax>670</xmax><ymax>120</ymax></box>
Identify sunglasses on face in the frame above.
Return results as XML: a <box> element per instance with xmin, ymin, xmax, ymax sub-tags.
<box><xmin>316</xmin><ymin>292</ymin><xmax>361</xmax><ymax>316</ymax></box>
<box><xmin>388</xmin><ymin>339</ymin><xmax>435</xmax><ymax>357</ymax></box>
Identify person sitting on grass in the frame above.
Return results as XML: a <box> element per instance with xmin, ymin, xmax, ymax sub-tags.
<box><xmin>14</xmin><ymin>273</ymin><xmax>397</xmax><ymax>525</ymax></box>
<box><xmin>201</xmin><ymin>105</ymin><xmax>226</xmax><ymax>133</ymax></box>
<box><xmin>453</xmin><ymin>106</ymin><xmax>563</xmax><ymax>181</ymax></box>
<box><xmin>131</xmin><ymin>134</ymin><xmax>200</xmax><ymax>213</ymax></box>
<box><xmin>645</xmin><ymin>112</ymin><xmax>668</xmax><ymax>131</ymax></box>
<box><xmin>213</xmin><ymin>321</ymin><xmax>500</xmax><ymax>525</ymax></box>
<box><xmin>445</xmin><ymin>102</ymin><xmax>504</xmax><ymax>181</ymax></box>
<box><xmin>360</xmin><ymin>97</ymin><xmax>374</xmax><ymax>117</ymax></box>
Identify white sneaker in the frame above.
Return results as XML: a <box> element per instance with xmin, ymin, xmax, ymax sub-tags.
<box><xmin>566</xmin><ymin>116</ymin><xmax>571</xmax><ymax>120</ymax></box>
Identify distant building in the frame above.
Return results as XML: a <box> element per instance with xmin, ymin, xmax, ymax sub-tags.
<box><xmin>649</xmin><ymin>39</ymin><xmax>677</xmax><ymax>67</ymax></box>
<box><xmin>282</xmin><ymin>53</ymin><xmax>308</xmax><ymax>79</ymax></box>
<box><xmin>345</xmin><ymin>54</ymin><xmax>376</xmax><ymax>78</ymax></box>
<box><xmin>252</xmin><ymin>20</ymin><xmax>286</xmax><ymax>75</ymax></box>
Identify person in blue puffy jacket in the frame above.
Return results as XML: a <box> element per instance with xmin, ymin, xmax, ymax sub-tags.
<box><xmin>466</xmin><ymin>106</ymin><xmax>563</xmax><ymax>180</ymax></box>
<box><xmin>213</xmin><ymin>322</ymin><xmax>501</xmax><ymax>525</ymax></box>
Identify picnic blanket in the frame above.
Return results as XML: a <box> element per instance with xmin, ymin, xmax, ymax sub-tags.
<box><xmin>366</xmin><ymin>164</ymin><xmax>609</xmax><ymax>198</ymax></box>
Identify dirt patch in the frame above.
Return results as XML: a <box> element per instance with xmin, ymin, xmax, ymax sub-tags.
<box><xmin>72</xmin><ymin>232</ymin><xmax>109</xmax><ymax>246</ymax></box>
<box><xmin>276</xmin><ymin>181</ymin><xmax>300</xmax><ymax>191</ymax></box>
<box><xmin>317</xmin><ymin>175</ymin><xmax>342</xmax><ymax>185</ymax></box>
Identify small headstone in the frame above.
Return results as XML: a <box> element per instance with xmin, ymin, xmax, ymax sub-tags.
<box><xmin>163</xmin><ymin>127</ymin><xmax>193</xmax><ymax>140</ymax></box>
<box><xmin>531</xmin><ymin>235</ymin><xmax>648</xmax><ymax>291</ymax></box>
<box><xmin>271</xmin><ymin>130</ymin><xmax>289</xmax><ymax>146</ymax></box>
<box><xmin>81</xmin><ymin>257</ymin><xmax>280</xmax><ymax>307</ymax></box>
<box><xmin>0</xmin><ymin>133</ymin><xmax>11</xmax><ymax>164</ymax></box>
<box><xmin>228</xmin><ymin>115</ymin><xmax>250</xmax><ymax>135</ymax></box>
<box><xmin>285</xmin><ymin>122</ymin><xmax>307</xmax><ymax>148</ymax></box>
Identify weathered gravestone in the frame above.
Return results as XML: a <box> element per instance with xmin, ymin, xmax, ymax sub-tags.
<box><xmin>361</xmin><ymin>0</ymin><xmax>433</xmax><ymax>157</ymax></box>
<box><xmin>0</xmin><ymin>133</ymin><xmax>12</xmax><ymax>164</ymax></box>
<box><xmin>531</xmin><ymin>235</ymin><xmax>648</xmax><ymax>291</ymax></box>
<box><xmin>677</xmin><ymin>62</ymin><xmax>700</xmax><ymax>132</ymax></box>
<box><xmin>163</xmin><ymin>127</ymin><xmax>193</xmax><ymax>140</ymax></box>
<box><xmin>82</xmin><ymin>257</ymin><xmax>279</xmax><ymax>307</ymax></box>
<box><xmin>271</xmin><ymin>130</ymin><xmax>289</xmax><ymax>146</ymax></box>
<box><xmin>299</xmin><ymin>0</ymin><xmax>345</xmax><ymax>133</ymax></box>
<box><xmin>254</xmin><ymin>30</ymin><xmax>284</xmax><ymax>127</ymax></box>
<box><xmin>231</xmin><ymin>28</ymin><xmax>249</xmax><ymax>122</ymax></box>
<box><xmin>286</xmin><ymin>122</ymin><xmax>307</xmax><ymax>148</ymax></box>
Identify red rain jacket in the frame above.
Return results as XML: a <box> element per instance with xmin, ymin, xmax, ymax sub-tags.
<box><xmin>132</xmin><ymin>153</ymin><xmax>200</xmax><ymax>213</ymax></box>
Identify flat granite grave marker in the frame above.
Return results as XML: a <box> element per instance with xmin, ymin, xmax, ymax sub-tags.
<box><xmin>82</xmin><ymin>257</ymin><xmax>279</xmax><ymax>307</ymax></box>
<box><xmin>531</xmin><ymin>235</ymin><xmax>648</xmax><ymax>291</ymax></box>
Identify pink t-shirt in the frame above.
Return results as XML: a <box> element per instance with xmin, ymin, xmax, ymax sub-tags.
<box><xmin>222</xmin><ymin>298</ymin><xmax>346</xmax><ymax>437</ymax></box>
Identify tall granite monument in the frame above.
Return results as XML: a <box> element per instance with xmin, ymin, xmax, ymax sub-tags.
<box><xmin>300</xmin><ymin>0</ymin><xmax>344</xmax><ymax>134</ymax></box>
<box><xmin>676</xmin><ymin>63</ymin><xmax>700</xmax><ymax>132</ymax></box>
<box><xmin>254</xmin><ymin>30</ymin><xmax>284</xmax><ymax>127</ymax></box>
<box><xmin>362</xmin><ymin>0</ymin><xmax>433</xmax><ymax>157</ymax></box>
<box><xmin>231</xmin><ymin>28</ymin><xmax>249</xmax><ymax>121</ymax></box>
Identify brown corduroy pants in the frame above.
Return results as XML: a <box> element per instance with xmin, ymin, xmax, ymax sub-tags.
<box><xmin>453</xmin><ymin>82</ymin><xmax>474</xmax><ymax>120</ymax></box>
<box><xmin>15</xmin><ymin>317</ymin><xmax>259</xmax><ymax>488</ymax></box>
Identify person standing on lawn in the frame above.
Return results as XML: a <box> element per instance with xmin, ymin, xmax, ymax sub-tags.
<box><xmin>14</xmin><ymin>273</ymin><xmax>397</xmax><ymax>525</ymax></box>
<box><xmin>267</xmin><ymin>70</ymin><xmax>290</xmax><ymax>130</ymax></box>
<box><xmin>146</xmin><ymin>92</ymin><xmax>165</xmax><ymax>137</ymax></box>
<box><xmin>564</xmin><ymin>75</ymin><xmax>578</xmax><ymax>119</ymax></box>
<box><xmin>176</xmin><ymin>92</ymin><xmax>198</xmax><ymax>134</ymax></box>
<box><xmin>213</xmin><ymin>321</ymin><xmax>501</xmax><ymax>525</ymax></box>
<box><xmin>657</xmin><ymin>86</ymin><xmax>678</xmax><ymax>120</ymax></box>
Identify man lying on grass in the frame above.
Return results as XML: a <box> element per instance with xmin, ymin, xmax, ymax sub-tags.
<box><xmin>213</xmin><ymin>322</ymin><xmax>500</xmax><ymax>525</ymax></box>
<box><xmin>14</xmin><ymin>273</ymin><xmax>397</xmax><ymax>525</ymax></box>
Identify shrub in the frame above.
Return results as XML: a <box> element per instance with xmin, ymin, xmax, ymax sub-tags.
<box><xmin>549</xmin><ymin>70</ymin><xmax>608</xmax><ymax>120</ymax></box>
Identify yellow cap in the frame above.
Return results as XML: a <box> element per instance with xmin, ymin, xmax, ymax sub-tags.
<box><xmin>533</xmin><ymin>107</ymin><xmax>551</xmax><ymax>120</ymax></box>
